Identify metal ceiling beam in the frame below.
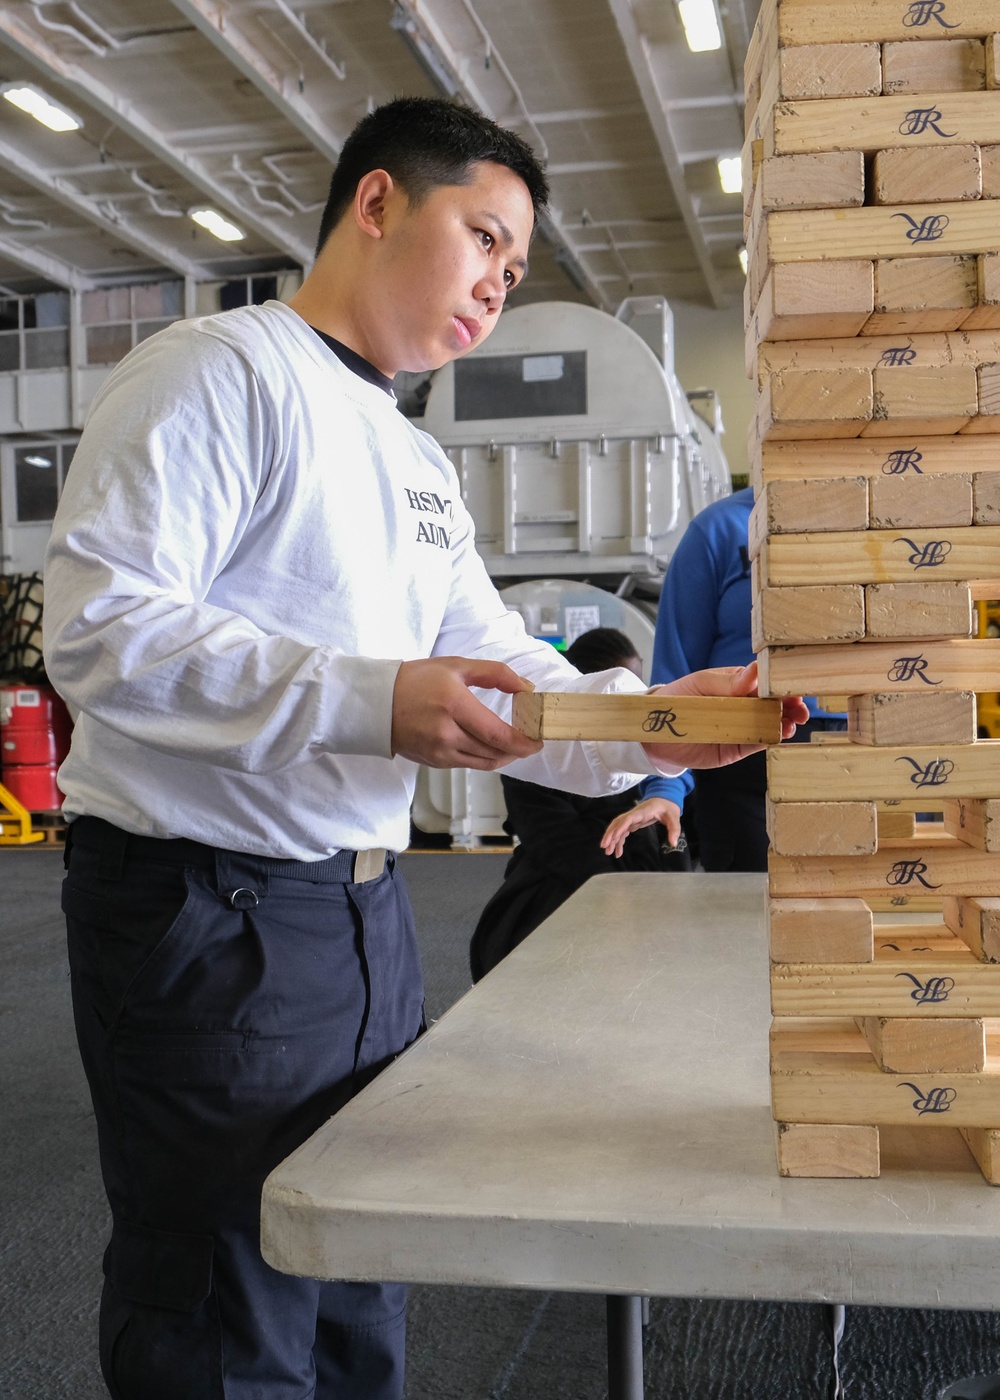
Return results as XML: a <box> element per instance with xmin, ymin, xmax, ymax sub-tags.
<box><xmin>0</xmin><ymin>7</ymin><xmax>314</xmax><ymax>266</ymax></box>
<box><xmin>166</xmin><ymin>0</ymin><xmax>347</xmax><ymax>165</ymax></box>
<box><xmin>0</xmin><ymin>230</ymin><xmax>94</xmax><ymax>289</ymax></box>
<box><xmin>604</xmin><ymin>0</ymin><xmax>727</xmax><ymax>308</ymax></box>
<box><xmin>0</xmin><ymin>135</ymin><xmax>206</xmax><ymax>279</ymax></box>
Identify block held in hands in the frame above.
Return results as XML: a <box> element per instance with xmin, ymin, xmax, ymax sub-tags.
<box><xmin>511</xmin><ymin>691</ymin><xmax>783</xmax><ymax>745</ymax></box>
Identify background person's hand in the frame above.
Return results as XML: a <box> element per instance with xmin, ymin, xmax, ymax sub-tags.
<box><xmin>600</xmin><ymin>798</ymin><xmax>682</xmax><ymax>859</ymax></box>
<box><xmin>390</xmin><ymin>656</ymin><xmax>543</xmax><ymax>770</ymax></box>
<box><xmin>641</xmin><ymin>662</ymin><xmax>809</xmax><ymax>772</ymax></box>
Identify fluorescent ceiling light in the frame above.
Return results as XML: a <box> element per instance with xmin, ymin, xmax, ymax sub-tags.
<box><xmin>739</xmin><ymin>247</ymin><xmax>749</xmax><ymax>275</ymax></box>
<box><xmin>678</xmin><ymin>0</ymin><xmax>722</xmax><ymax>52</ymax></box>
<box><xmin>2</xmin><ymin>84</ymin><xmax>82</xmax><ymax>132</ymax></box>
<box><xmin>718</xmin><ymin>156</ymin><xmax>742</xmax><ymax>194</ymax></box>
<box><xmin>24</xmin><ymin>453</ymin><xmax>53</xmax><ymax>467</ymax></box>
<box><xmin>190</xmin><ymin>208</ymin><xmax>245</xmax><ymax>242</ymax></box>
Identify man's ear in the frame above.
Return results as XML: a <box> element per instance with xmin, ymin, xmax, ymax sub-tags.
<box><xmin>354</xmin><ymin>169</ymin><xmax>395</xmax><ymax>240</ymax></box>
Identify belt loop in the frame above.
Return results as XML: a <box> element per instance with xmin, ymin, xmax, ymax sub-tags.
<box><xmin>213</xmin><ymin>849</ymin><xmax>269</xmax><ymax>908</ymax></box>
<box><xmin>96</xmin><ymin>823</ymin><xmax>128</xmax><ymax>883</ymax></box>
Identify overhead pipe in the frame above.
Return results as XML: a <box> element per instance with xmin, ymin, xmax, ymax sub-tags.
<box><xmin>29</xmin><ymin>1</ymin><xmax>120</xmax><ymax>55</ymax></box>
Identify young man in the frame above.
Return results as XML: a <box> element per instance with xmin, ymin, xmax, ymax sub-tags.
<box><xmin>43</xmin><ymin>97</ymin><xmax>805</xmax><ymax>1400</ymax></box>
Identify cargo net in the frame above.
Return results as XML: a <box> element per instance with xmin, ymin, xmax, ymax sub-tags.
<box><xmin>0</xmin><ymin>573</ymin><xmax>46</xmax><ymax>683</ymax></box>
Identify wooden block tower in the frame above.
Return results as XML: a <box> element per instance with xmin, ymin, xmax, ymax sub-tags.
<box><xmin>745</xmin><ymin>0</ymin><xmax>1000</xmax><ymax>1183</ymax></box>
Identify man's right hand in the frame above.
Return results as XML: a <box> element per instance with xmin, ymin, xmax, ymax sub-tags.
<box><xmin>390</xmin><ymin>656</ymin><xmax>544</xmax><ymax>770</ymax></box>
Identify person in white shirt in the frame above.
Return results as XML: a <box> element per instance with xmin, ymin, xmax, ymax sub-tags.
<box><xmin>44</xmin><ymin>96</ymin><xmax>806</xmax><ymax>1400</ymax></box>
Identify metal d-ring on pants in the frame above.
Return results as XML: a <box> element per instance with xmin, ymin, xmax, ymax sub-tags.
<box><xmin>62</xmin><ymin>816</ymin><xmax>424</xmax><ymax>1400</ymax></box>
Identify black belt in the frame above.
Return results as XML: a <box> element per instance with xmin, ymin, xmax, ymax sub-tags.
<box><xmin>68</xmin><ymin>816</ymin><xmax>388</xmax><ymax>885</ymax></box>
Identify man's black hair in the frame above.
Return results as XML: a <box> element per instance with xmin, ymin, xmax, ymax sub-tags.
<box><xmin>564</xmin><ymin>628</ymin><xmax>639</xmax><ymax>676</ymax></box>
<box><xmin>314</xmin><ymin>96</ymin><xmax>549</xmax><ymax>257</ymax></box>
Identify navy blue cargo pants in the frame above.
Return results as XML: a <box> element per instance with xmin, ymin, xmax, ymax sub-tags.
<box><xmin>63</xmin><ymin>816</ymin><xmax>425</xmax><ymax>1400</ymax></box>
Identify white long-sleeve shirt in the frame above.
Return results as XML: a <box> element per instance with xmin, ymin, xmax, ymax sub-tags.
<box><xmin>43</xmin><ymin>301</ymin><xmax>681</xmax><ymax>860</ymax></box>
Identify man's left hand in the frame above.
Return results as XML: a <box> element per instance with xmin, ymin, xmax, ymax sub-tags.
<box><xmin>641</xmin><ymin>662</ymin><xmax>809</xmax><ymax>772</ymax></box>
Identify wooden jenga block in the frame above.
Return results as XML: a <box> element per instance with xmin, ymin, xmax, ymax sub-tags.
<box><xmin>751</xmin><ymin>261</ymin><xmax>873</xmax><ymax>344</ymax></box>
<box><xmin>759</xmin><ymin>327</ymin><xmax>1000</xmax><ymax>385</ymax></box>
<box><xmin>873</xmin><ymin>921</ymin><xmax>952</xmax><ymax>948</ymax></box>
<box><xmin>745</xmin><ymin>3</ymin><xmax>779</xmax><ymax>129</ymax></box>
<box><xmin>750</xmin><ymin>477</ymin><xmax>869</xmax><ymax>544</ymax></box>
<box><xmin>848</xmin><ymin>691</ymin><xmax>978</xmax><ymax>747</ymax></box>
<box><xmin>769</xmin><ymin>843</ymin><xmax>1000</xmax><ymax>899</ymax></box>
<box><xmin>775</xmin><ymin>1121</ymin><xmax>880</xmax><ymax>1178</ymax></box>
<box><xmin>868</xmin><ymin>469</ymin><xmax>973</xmax><ymax>527</ymax></box>
<box><xmin>961</xmin><ymin>253</ymin><xmax>1000</xmax><ymax>330</ymax></box>
<box><xmin>768</xmin><ymin>897</ymin><xmax>874</xmax><ymax>963</ymax></box>
<box><xmin>510</xmin><ymin>692</ymin><xmax>782</xmax><ymax>744</ymax></box>
<box><xmin>771</xmin><ymin>93</ymin><xmax>1000</xmax><ymax>158</ymax></box>
<box><xmin>872</xmin><ymin>144</ymin><xmax>982</xmax><ymax>206</ymax></box>
<box><xmin>961</xmin><ymin>362</ymin><xmax>1000</xmax><ymax>434</ymax></box>
<box><xmin>771</xmin><ymin>1018</ymin><xmax>1000</xmax><ymax>1128</ymax></box>
<box><xmin>766</xmin><ymin>798</ymin><xmax>877</xmax><ymax>856</ymax></box>
<box><xmin>754</xmin><ymin>436</ymin><xmax>1000</xmax><ymax>488</ymax></box>
<box><xmin>766</xmin><ymin>203</ymin><xmax>1000</xmax><ymax>271</ymax></box>
<box><xmin>876</xmin><ymin>807</ymin><xmax>916</xmax><ymax>839</ymax></box>
<box><xmin>859</xmin><ymin>1017</ymin><xmax>987</xmax><ymax>1074</ymax></box>
<box><xmin>744</xmin><ymin>176</ymin><xmax>770</xmax><ymax>304</ymax></box>
<box><xmin>882</xmin><ymin>39</ymin><xmax>986</xmax><ymax>94</ymax></box>
<box><xmin>752</xmin><ymin>583</ymin><xmax>865</xmax><ymax>648</ymax></box>
<box><xmin>988</xmin><ymin>33</ymin><xmax>1000</xmax><ymax>89</ymax></box>
<box><xmin>864</xmin><ymin>255</ymin><xmax>977</xmax><ymax>335</ymax></box>
<box><xmin>960</xmin><ymin>1127</ymin><xmax>1000</xmax><ymax>1184</ymax></box>
<box><xmin>974</xmin><ymin>471</ymin><xmax>1000</xmax><ymax>523</ymax></box>
<box><xmin>757</xmin><ymin>152</ymin><xmax>866</xmax><ymax>213</ymax></box>
<box><xmin>866</xmin><ymin>363</ymin><xmax>978</xmax><ymax>436</ymax></box>
<box><xmin>760</xmin><ymin>526</ymin><xmax>1000</xmax><ymax>586</ymax></box>
<box><xmin>944</xmin><ymin>895</ymin><xmax>1000</xmax><ymax>961</ymax></box>
<box><xmin>755</xmin><ymin>367</ymin><xmax>872</xmax><ymax>441</ymax></box>
<box><xmin>773</xmin><ymin>942</ymin><xmax>1000</xmax><ymax>1017</ymax></box>
<box><xmin>759</xmin><ymin>637</ymin><xmax>1000</xmax><ymax>699</ymax></box>
<box><xmin>769</xmin><ymin>741</ymin><xmax>1000</xmax><ymax>801</ymax></box>
<box><xmin>942</xmin><ymin>798</ymin><xmax>1000</xmax><ymax>852</ymax></box>
<box><xmin>778</xmin><ymin>42</ymin><xmax>882</xmax><ymax>99</ymax></box>
<box><xmin>979</xmin><ymin>361</ymin><xmax>1000</xmax><ymax>414</ymax></box>
<box><xmin>983</xmin><ymin>147</ymin><xmax>1000</xmax><ymax>197</ymax></box>
<box><xmin>864</xmin><ymin>581</ymin><xmax>974</xmax><ymax>639</ymax></box>
<box><xmin>742</xmin><ymin>135</ymin><xmax>765</xmax><ymax>220</ymax></box>
<box><xmin>775</xmin><ymin>3</ymin><xmax>1000</xmax><ymax>46</ymax></box>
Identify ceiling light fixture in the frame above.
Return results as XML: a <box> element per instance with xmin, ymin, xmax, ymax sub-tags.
<box><xmin>739</xmin><ymin>247</ymin><xmax>749</xmax><ymax>275</ymax></box>
<box><xmin>677</xmin><ymin>0</ymin><xmax>723</xmax><ymax>52</ymax></box>
<box><xmin>717</xmin><ymin>156</ymin><xmax>742</xmax><ymax>194</ymax></box>
<box><xmin>2</xmin><ymin>84</ymin><xmax>82</xmax><ymax>132</ymax></box>
<box><xmin>189</xmin><ymin>208</ymin><xmax>245</xmax><ymax>242</ymax></box>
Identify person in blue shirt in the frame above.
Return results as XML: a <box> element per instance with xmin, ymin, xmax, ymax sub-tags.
<box><xmin>602</xmin><ymin>486</ymin><xmax>845</xmax><ymax>871</ymax></box>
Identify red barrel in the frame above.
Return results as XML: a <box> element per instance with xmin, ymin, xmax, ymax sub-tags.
<box><xmin>0</xmin><ymin>684</ymin><xmax>72</xmax><ymax>811</ymax></box>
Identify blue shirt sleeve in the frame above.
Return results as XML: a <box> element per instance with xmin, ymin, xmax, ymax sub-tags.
<box><xmin>639</xmin><ymin>489</ymin><xmax>757</xmax><ymax>807</ymax></box>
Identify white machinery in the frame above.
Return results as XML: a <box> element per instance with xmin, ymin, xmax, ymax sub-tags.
<box><xmin>420</xmin><ymin>296</ymin><xmax>730</xmax><ymax>582</ymax></box>
<box><xmin>410</xmin><ymin>296</ymin><xmax>732</xmax><ymax>846</ymax></box>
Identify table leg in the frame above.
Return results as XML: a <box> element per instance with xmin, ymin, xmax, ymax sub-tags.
<box><xmin>607</xmin><ymin>1293</ymin><xmax>644</xmax><ymax>1400</ymax></box>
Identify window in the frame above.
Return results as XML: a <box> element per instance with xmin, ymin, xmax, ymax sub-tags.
<box><xmin>81</xmin><ymin>281</ymin><xmax>183</xmax><ymax>366</ymax></box>
<box><xmin>11</xmin><ymin>440</ymin><xmax>77</xmax><ymax>523</ymax></box>
<box><xmin>219</xmin><ymin>274</ymin><xmax>278</xmax><ymax>311</ymax></box>
<box><xmin>0</xmin><ymin>293</ymin><xmax>70</xmax><ymax>372</ymax></box>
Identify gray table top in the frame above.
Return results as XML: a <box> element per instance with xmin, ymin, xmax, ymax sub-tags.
<box><xmin>261</xmin><ymin>873</ymin><xmax>1000</xmax><ymax>1308</ymax></box>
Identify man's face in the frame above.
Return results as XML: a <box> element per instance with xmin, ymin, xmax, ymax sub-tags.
<box><xmin>375</xmin><ymin>160</ymin><xmax>534</xmax><ymax>375</ymax></box>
